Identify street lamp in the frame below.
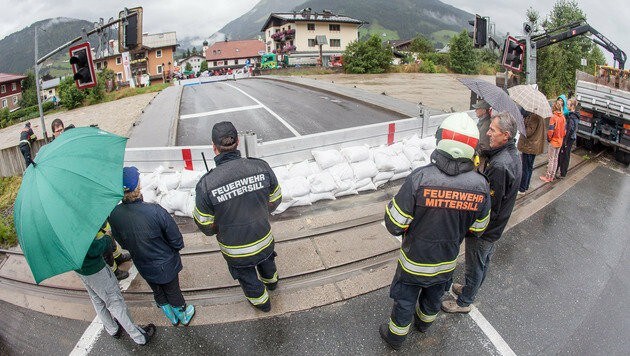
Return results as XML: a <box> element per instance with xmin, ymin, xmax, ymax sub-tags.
<box><xmin>34</xmin><ymin>27</ymin><xmax>49</xmax><ymax>142</ymax></box>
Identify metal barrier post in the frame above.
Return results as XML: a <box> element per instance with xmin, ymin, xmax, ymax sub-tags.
<box><xmin>243</xmin><ymin>131</ymin><xmax>259</xmax><ymax>158</ymax></box>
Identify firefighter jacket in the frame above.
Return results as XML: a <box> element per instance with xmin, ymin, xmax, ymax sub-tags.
<box><xmin>194</xmin><ymin>150</ymin><xmax>282</xmax><ymax>267</ymax></box>
<box><xmin>384</xmin><ymin>149</ymin><xmax>491</xmax><ymax>286</ymax></box>
<box><xmin>19</xmin><ymin>127</ymin><xmax>36</xmax><ymax>146</ymax></box>
<box><xmin>480</xmin><ymin>140</ymin><xmax>522</xmax><ymax>243</ymax></box>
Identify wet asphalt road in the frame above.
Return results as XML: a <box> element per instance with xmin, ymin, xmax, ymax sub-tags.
<box><xmin>1</xmin><ymin>165</ymin><xmax>628</xmax><ymax>355</ymax></box>
<box><xmin>176</xmin><ymin>79</ymin><xmax>409</xmax><ymax>146</ymax></box>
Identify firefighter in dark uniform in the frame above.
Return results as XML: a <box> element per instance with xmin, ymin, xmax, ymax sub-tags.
<box><xmin>380</xmin><ymin>113</ymin><xmax>492</xmax><ymax>350</ymax></box>
<box><xmin>194</xmin><ymin>121</ymin><xmax>282</xmax><ymax>312</ymax></box>
<box><xmin>19</xmin><ymin>122</ymin><xmax>37</xmax><ymax>167</ymax></box>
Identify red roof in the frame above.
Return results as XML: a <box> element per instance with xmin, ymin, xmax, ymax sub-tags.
<box><xmin>0</xmin><ymin>73</ymin><xmax>27</xmax><ymax>84</ymax></box>
<box><xmin>205</xmin><ymin>40</ymin><xmax>265</xmax><ymax>61</ymax></box>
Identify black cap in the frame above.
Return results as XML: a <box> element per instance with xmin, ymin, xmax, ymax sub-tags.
<box><xmin>212</xmin><ymin>121</ymin><xmax>237</xmax><ymax>146</ymax></box>
<box><xmin>25</xmin><ymin>122</ymin><xmax>31</xmax><ymax>127</ymax></box>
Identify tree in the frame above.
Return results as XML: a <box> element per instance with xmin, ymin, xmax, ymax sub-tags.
<box><xmin>537</xmin><ymin>0</ymin><xmax>606</xmax><ymax>97</ymax></box>
<box><xmin>343</xmin><ymin>35</ymin><xmax>393</xmax><ymax>74</ymax></box>
<box><xmin>449</xmin><ymin>30</ymin><xmax>477</xmax><ymax>74</ymax></box>
<box><xmin>19</xmin><ymin>71</ymin><xmax>38</xmax><ymax>108</ymax></box>
<box><xmin>185</xmin><ymin>62</ymin><xmax>193</xmax><ymax>72</ymax></box>
<box><xmin>185</xmin><ymin>49</ymin><xmax>191</xmax><ymax>58</ymax></box>
<box><xmin>200</xmin><ymin>60</ymin><xmax>208</xmax><ymax>73</ymax></box>
<box><xmin>58</xmin><ymin>76</ymin><xmax>85</xmax><ymax>110</ymax></box>
<box><xmin>409</xmin><ymin>35</ymin><xmax>434</xmax><ymax>54</ymax></box>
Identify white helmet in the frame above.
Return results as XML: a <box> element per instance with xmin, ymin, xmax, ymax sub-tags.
<box><xmin>435</xmin><ymin>112</ymin><xmax>479</xmax><ymax>160</ymax></box>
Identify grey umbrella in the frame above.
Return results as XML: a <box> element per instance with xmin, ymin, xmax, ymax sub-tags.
<box><xmin>458</xmin><ymin>78</ymin><xmax>526</xmax><ymax>137</ymax></box>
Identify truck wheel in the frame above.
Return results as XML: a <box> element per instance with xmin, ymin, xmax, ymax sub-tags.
<box><xmin>614</xmin><ymin>149</ymin><xmax>630</xmax><ymax>166</ymax></box>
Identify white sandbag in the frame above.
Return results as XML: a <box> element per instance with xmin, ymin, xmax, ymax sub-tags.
<box><xmin>288</xmin><ymin>160</ymin><xmax>321</xmax><ymax>178</ymax></box>
<box><xmin>372</xmin><ymin>146</ymin><xmax>397</xmax><ymax>171</ymax></box>
<box><xmin>357</xmin><ymin>182</ymin><xmax>377</xmax><ymax>192</ymax></box>
<box><xmin>374</xmin><ymin>170</ymin><xmax>395</xmax><ymax>182</ymax></box>
<box><xmin>419</xmin><ymin>136</ymin><xmax>437</xmax><ymax>150</ymax></box>
<box><xmin>272</xmin><ymin>200</ymin><xmax>296</xmax><ymax>215</ymax></box>
<box><xmin>404</xmin><ymin>133</ymin><xmax>423</xmax><ymax>148</ymax></box>
<box><xmin>176</xmin><ymin>193</ymin><xmax>196</xmax><ymax>218</ymax></box>
<box><xmin>139</xmin><ymin>168</ymin><xmax>162</xmax><ymax>191</ymax></box>
<box><xmin>392</xmin><ymin>153</ymin><xmax>411</xmax><ymax>173</ymax></box>
<box><xmin>272</xmin><ymin>165</ymin><xmax>291</xmax><ymax>181</ymax></box>
<box><xmin>158</xmin><ymin>172</ymin><xmax>182</xmax><ymax>194</ymax></box>
<box><xmin>355</xmin><ymin>178</ymin><xmax>372</xmax><ymax>189</ymax></box>
<box><xmin>309</xmin><ymin>192</ymin><xmax>336</xmax><ymax>203</ymax></box>
<box><xmin>389</xmin><ymin>142</ymin><xmax>404</xmax><ymax>154</ymax></box>
<box><xmin>282</xmin><ymin>176</ymin><xmax>310</xmax><ymax>200</ymax></box>
<box><xmin>141</xmin><ymin>187</ymin><xmax>158</xmax><ymax>204</ymax></box>
<box><xmin>351</xmin><ymin>160</ymin><xmax>378</xmax><ymax>180</ymax></box>
<box><xmin>292</xmin><ymin>195</ymin><xmax>312</xmax><ymax>206</ymax></box>
<box><xmin>373</xmin><ymin>180</ymin><xmax>389</xmax><ymax>188</ymax></box>
<box><xmin>326</xmin><ymin>162</ymin><xmax>354</xmax><ymax>181</ymax></box>
<box><xmin>179</xmin><ymin>169</ymin><xmax>204</xmax><ymax>189</ymax></box>
<box><xmin>411</xmin><ymin>159</ymin><xmax>430</xmax><ymax>170</ymax></box>
<box><xmin>391</xmin><ymin>170</ymin><xmax>411</xmax><ymax>181</ymax></box>
<box><xmin>334</xmin><ymin>187</ymin><xmax>359</xmax><ymax>197</ymax></box>
<box><xmin>159</xmin><ymin>190</ymin><xmax>190</xmax><ymax>214</ymax></box>
<box><xmin>312</xmin><ymin>149</ymin><xmax>345</xmax><ymax>169</ymax></box>
<box><xmin>307</xmin><ymin>172</ymin><xmax>337</xmax><ymax>193</ymax></box>
<box><xmin>423</xmin><ymin>149</ymin><xmax>435</xmax><ymax>160</ymax></box>
<box><xmin>340</xmin><ymin>145</ymin><xmax>370</xmax><ymax>163</ymax></box>
<box><xmin>403</xmin><ymin>145</ymin><xmax>427</xmax><ymax>163</ymax></box>
<box><xmin>333</xmin><ymin>179</ymin><xmax>358</xmax><ymax>197</ymax></box>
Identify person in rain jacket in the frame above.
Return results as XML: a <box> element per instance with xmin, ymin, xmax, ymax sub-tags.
<box><xmin>540</xmin><ymin>101</ymin><xmax>566</xmax><ymax>182</ymax></box>
<box><xmin>18</xmin><ymin>122</ymin><xmax>37</xmax><ymax>167</ymax></box>
<box><xmin>109</xmin><ymin>166</ymin><xmax>195</xmax><ymax>326</ymax></box>
<box><xmin>556</xmin><ymin>98</ymin><xmax>579</xmax><ymax>178</ymax></box>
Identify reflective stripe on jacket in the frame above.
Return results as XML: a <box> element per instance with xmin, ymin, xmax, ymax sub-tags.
<box><xmin>194</xmin><ymin>150</ymin><xmax>281</xmax><ymax>267</ymax></box>
<box><xmin>384</xmin><ymin>150</ymin><xmax>491</xmax><ymax>286</ymax></box>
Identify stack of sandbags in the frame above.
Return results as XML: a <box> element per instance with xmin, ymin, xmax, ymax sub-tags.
<box><xmin>342</xmin><ymin>145</ymin><xmax>378</xmax><ymax>192</ymax></box>
<box><xmin>403</xmin><ymin>134</ymin><xmax>431</xmax><ymax>170</ymax></box>
<box><xmin>312</xmin><ymin>149</ymin><xmax>357</xmax><ymax>197</ymax></box>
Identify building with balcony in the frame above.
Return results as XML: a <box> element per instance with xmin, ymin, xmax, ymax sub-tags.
<box><xmin>261</xmin><ymin>9</ymin><xmax>364</xmax><ymax>66</ymax></box>
<box><xmin>0</xmin><ymin>73</ymin><xmax>27</xmax><ymax>112</ymax></box>
<box><xmin>93</xmin><ymin>32</ymin><xmax>177</xmax><ymax>86</ymax></box>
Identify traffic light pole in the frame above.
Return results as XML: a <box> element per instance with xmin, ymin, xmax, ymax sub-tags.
<box><xmin>524</xmin><ymin>22</ymin><xmax>536</xmax><ymax>85</ymax></box>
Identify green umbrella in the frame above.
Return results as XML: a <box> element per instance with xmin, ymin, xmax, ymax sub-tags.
<box><xmin>13</xmin><ymin>127</ymin><xmax>127</xmax><ymax>284</ymax></box>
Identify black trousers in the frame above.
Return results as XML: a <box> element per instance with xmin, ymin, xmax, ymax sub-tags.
<box><xmin>388</xmin><ymin>267</ymin><xmax>446</xmax><ymax>338</ymax></box>
<box><xmin>19</xmin><ymin>144</ymin><xmax>32</xmax><ymax>167</ymax></box>
<box><xmin>147</xmin><ymin>274</ymin><xmax>186</xmax><ymax>307</ymax></box>
<box><xmin>557</xmin><ymin>139</ymin><xmax>575</xmax><ymax>177</ymax></box>
<box><xmin>228</xmin><ymin>252</ymin><xmax>277</xmax><ymax>304</ymax></box>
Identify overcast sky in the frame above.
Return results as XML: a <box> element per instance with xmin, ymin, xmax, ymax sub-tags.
<box><xmin>1</xmin><ymin>0</ymin><xmax>627</xmax><ymax>65</ymax></box>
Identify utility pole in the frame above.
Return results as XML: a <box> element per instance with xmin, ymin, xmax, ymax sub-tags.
<box><xmin>34</xmin><ymin>28</ymin><xmax>48</xmax><ymax>142</ymax></box>
<box><xmin>524</xmin><ymin>22</ymin><xmax>536</xmax><ymax>85</ymax></box>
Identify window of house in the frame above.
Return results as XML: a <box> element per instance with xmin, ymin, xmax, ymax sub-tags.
<box><xmin>268</xmin><ymin>30</ymin><xmax>271</xmax><ymax>37</ymax></box>
<box><xmin>0</xmin><ymin>85</ymin><xmax>5</xmax><ymax>93</ymax></box>
<box><xmin>235</xmin><ymin>59</ymin><xmax>239</xmax><ymax>65</ymax></box>
<box><xmin>96</xmin><ymin>62</ymin><xmax>102</xmax><ymax>70</ymax></box>
<box><xmin>307</xmin><ymin>23</ymin><xmax>315</xmax><ymax>31</ymax></box>
<box><xmin>288</xmin><ymin>25</ymin><xmax>291</xmax><ymax>30</ymax></box>
<box><xmin>12</xmin><ymin>83</ymin><xmax>17</xmax><ymax>91</ymax></box>
<box><xmin>13</xmin><ymin>96</ymin><xmax>18</xmax><ymax>104</ymax></box>
<box><xmin>330</xmin><ymin>39</ymin><xmax>341</xmax><ymax>47</ymax></box>
<box><xmin>275</xmin><ymin>29</ymin><xmax>280</xmax><ymax>33</ymax></box>
<box><xmin>157</xmin><ymin>65</ymin><xmax>163</xmax><ymax>74</ymax></box>
<box><xmin>1</xmin><ymin>99</ymin><xmax>6</xmax><ymax>108</ymax></box>
<box><xmin>156</xmin><ymin>49</ymin><xmax>162</xmax><ymax>58</ymax></box>
<box><xmin>308</xmin><ymin>39</ymin><xmax>316</xmax><ymax>47</ymax></box>
<box><xmin>213</xmin><ymin>61</ymin><xmax>217</xmax><ymax>66</ymax></box>
<box><xmin>267</xmin><ymin>46</ymin><xmax>271</xmax><ymax>52</ymax></box>
<box><xmin>116</xmin><ymin>57</ymin><xmax>122</xmax><ymax>65</ymax></box>
<box><xmin>329</xmin><ymin>24</ymin><xmax>340</xmax><ymax>31</ymax></box>
<box><xmin>116</xmin><ymin>72</ymin><xmax>123</xmax><ymax>81</ymax></box>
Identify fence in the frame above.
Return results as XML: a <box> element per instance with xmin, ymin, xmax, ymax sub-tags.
<box><xmin>0</xmin><ymin>139</ymin><xmax>46</xmax><ymax>177</ymax></box>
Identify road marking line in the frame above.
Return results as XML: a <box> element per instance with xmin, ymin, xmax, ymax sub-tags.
<box><xmin>70</xmin><ymin>265</ymin><xmax>139</xmax><ymax>356</ymax></box>
<box><xmin>449</xmin><ymin>291</ymin><xmax>516</xmax><ymax>356</ymax></box>
<box><xmin>180</xmin><ymin>104</ymin><xmax>263</xmax><ymax>120</ymax></box>
<box><xmin>222</xmin><ymin>82</ymin><xmax>302</xmax><ymax>137</ymax></box>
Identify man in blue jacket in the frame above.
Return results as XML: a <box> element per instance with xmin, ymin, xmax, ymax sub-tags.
<box><xmin>109</xmin><ymin>166</ymin><xmax>195</xmax><ymax>326</ymax></box>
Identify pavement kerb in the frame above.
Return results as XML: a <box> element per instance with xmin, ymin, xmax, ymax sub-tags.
<box><xmin>169</xmin><ymin>85</ymin><xmax>184</xmax><ymax>146</ymax></box>
<box><xmin>254</xmin><ymin>75</ymin><xmax>427</xmax><ymax>118</ymax></box>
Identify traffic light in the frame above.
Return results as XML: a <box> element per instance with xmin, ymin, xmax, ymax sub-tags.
<box><xmin>502</xmin><ymin>36</ymin><xmax>525</xmax><ymax>72</ymax></box>
<box><xmin>69</xmin><ymin>42</ymin><xmax>97</xmax><ymax>89</ymax></box>
<box><xmin>118</xmin><ymin>7</ymin><xmax>143</xmax><ymax>52</ymax></box>
<box><xmin>468</xmin><ymin>14</ymin><xmax>488</xmax><ymax>48</ymax></box>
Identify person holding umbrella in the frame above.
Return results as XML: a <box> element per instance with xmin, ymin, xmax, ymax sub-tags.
<box><xmin>75</xmin><ymin>223</ymin><xmax>156</xmax><ymax>345</ymax></box>
<box><xmin>109</xmin><ymin>166</ymin><xmax>196</xmax><ymax>326</ymax></box>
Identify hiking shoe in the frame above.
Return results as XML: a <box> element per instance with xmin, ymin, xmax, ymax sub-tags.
<box><xmin>451</xmin><ymin>283</ymin><xmax>464</xmax><ymax>296</ymax></box>
<box><xmin>379</xmin><ymin>323</ymin><xmax>403</xmax><ymax>350</ymax></box>
<box><xmin>254</xmin><ymin>300</ymin><xmax>271</xmax><ymax>313</ymax></box>
<box><xmin>114</xmin><ymin>268</ymin><xmax>129</xmax><ymax>280</ymax></box>
<box><xmin>264</xmin><ymin>281</ymin><xmax>278</xmax><ymax>291</ymax></box>
<box><xmin>115</xmin><ymin>251</ymin><xmax>132</xmax><ymax>264</ymax></box>
<box><xmin>140</xmin><ymin>324</ymin><xmax>156</xmax><ymax>345</ymax></box>
<box><xmin>441</xmin><ymin>300</ymin><xmax>471</xmax><ymax>314</ymax></box>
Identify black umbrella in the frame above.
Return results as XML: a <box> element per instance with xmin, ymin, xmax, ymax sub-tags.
<box><xmin>458</xmin><ymin>78</ymin><xmax>526</xmax><ymax>137</ymax></box>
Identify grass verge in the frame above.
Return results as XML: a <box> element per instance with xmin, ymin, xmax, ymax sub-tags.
<box><xmin>103</xmin><ymin>83</ymin><xmax>170</xmax><ymax>102</ymax></box>
<box><xmin>0</xmin><ymin>176</ymin><xmax>21</xmax><ymax>248</ymax></box>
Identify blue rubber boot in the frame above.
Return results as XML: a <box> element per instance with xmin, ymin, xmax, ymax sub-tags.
<box><xmin>159</xmin><ymin>304</ymin><xmax>179</xmax><ymax>326</ymax></box>
<box><xmin>173</xmin><ymin>304</ymin><xmax>195</xmax><ymax>326</ymax></box>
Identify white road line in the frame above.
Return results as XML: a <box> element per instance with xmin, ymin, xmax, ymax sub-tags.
<box><xmin>180</xmin><ymin>104</ymin><xmax>263</xmax><ymax>120</ymax></box>
<box><xmin>70</xmin><ymin>265</ymin><xmax>139</xmax><ymax>356</ymax></box>
<box><xmin>222</xmin><ymin>82</ymin><xmax>302</xmax><ymax>137</ymax></box>
<box><xmin>449</xmin><ymin>291</ymin><xmax>517</xmax><ymax>356</ymax></box>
